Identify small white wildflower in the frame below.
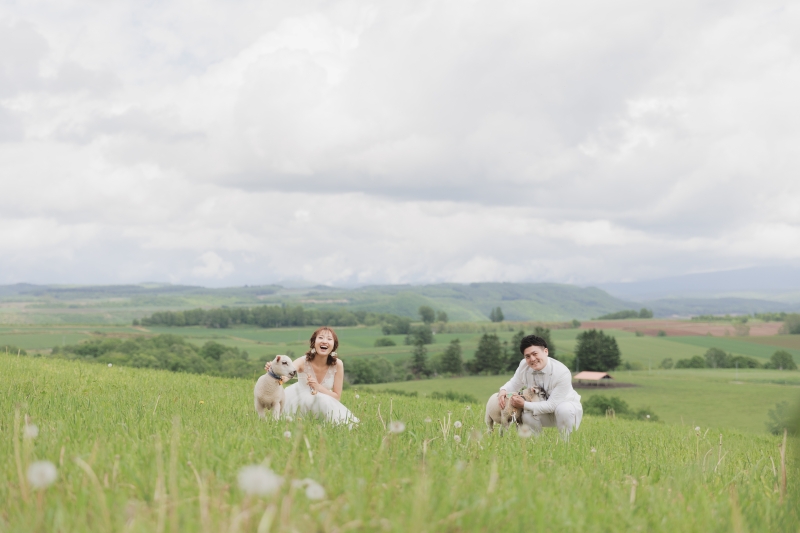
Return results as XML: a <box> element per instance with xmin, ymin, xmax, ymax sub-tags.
<box><xmin>518</xmin><ymin>426</ymin><xmax>533</xmax><ymax>438</ymax></box>
<box><xmin>283</xmin><ymin>431</ymin><xmax>292</xmax><ymax>439</ymax></box>
<box><xmin>454</xmin><ymin>421</ymin><xmax>462</xmax><ymax>429</ymax></box>
<box><xmin>237</xmin><ymin>465</ymin><xmax>283</xmax><ymax>496</ymax></box>
<box><xmin>24</xmin><ymin>424</ymin><xmax>39</xmax><ymax>439</ymax></box>
<box><xmin>388</xmin><ymin>421</ymin><xmax>405</xmax><ymax>434</ymax></box>
<box><xmin>292</xmin><ymin>478</ymin><xmax>326</xmax><ymax>500</ymax></box>
<box><xmin>424</xmin><ymin>417</ymin><xmax>432</xmax><ymax>423</ymax></box>
<box><xmin>108</xmin><ymin>363</ymin><xmax>113</xmax><ymax>368</ymax></box>
<box><xmin>305</xmin><ymin>480</ymin><xmax>326</xmax><ymax>500</ymax></box>
<box><xmin>355</xmin><ymin>394</ymin><xmax>360</xmax><ymax>399</ymax></box>
<box><xmin>27</xmin><ymin>461</ymin><xmax>57</xmax><ymax>489</ymax></box>
<box><xmin>453</xmin><ymin>435</ymin><xmax>461</xmax><ymax>443</ymax></box>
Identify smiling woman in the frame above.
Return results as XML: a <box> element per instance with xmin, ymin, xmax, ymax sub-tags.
<box><xmin>279</xmin><ymin>326</ymin><xmax>359</xmax><ymax>424</ymax></box>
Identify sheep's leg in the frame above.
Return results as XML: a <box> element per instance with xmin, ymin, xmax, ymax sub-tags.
<box><xmin>255</xmin><ymin>397</ymin><xmax>266</xmax><ymax>419</ymax></box>
<box><xmin>272</xmin><ymin>402</ymin><xmax>282</xmax><ymax>421</ymax></box>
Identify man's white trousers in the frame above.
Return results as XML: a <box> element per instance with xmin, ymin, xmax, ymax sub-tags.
<box><xmin>521</xmin><ymin>401</ymin><xmax>583</xmax><ymax>436</ymax></box>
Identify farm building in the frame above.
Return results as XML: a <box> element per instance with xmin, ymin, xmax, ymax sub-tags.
<box><xmin>573</xmin><ymin>371</ymin><xmax>613</xmax><ymax>386</ymax></box>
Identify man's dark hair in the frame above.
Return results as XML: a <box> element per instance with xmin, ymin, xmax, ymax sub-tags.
<box><xmin>520</xmin><ymin>334</ymin><xmax>548</xmax><ymax>354</ymax></box>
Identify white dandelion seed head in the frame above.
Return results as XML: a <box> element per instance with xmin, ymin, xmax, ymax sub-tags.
<box><xmin>646</xmin><ymin>415</ymin><xmax>650</xmax><ymax>419</ymax></box>
<box><xmin>388</xmin><ymin>421</ymin><xmax>405</xmax><ymax>434</ymax></box>
<box><xmin>424</xmin><ymin>417</ymin><xmax>432</xmax><ymax>423</ymax></box>
<box><xmin>285</xmin><ymin>415</ymin><xmax>293</xmax><ymax>422</ymax></box>
<box><xmin>465</xmin><ymin>405</ymin><xmax>471</xmax><ymax>410</ymax></box>
<box><xmin>305</xmin><ymin>480</ymin><xmax>326</xmax><ymax>500</ymax></box>
<box><xmin>237</xmin><ymin>465</ymin><xmax>283</xmax><ymax>496</ymax></box>
<box><xmin>27</xmin><ymin>461</ymin><xmax>57</xmax><ymax>489</ymax></box>
<box><xmin>453</xmin><ymin>435</ymin><xmax>461</xmax><ymax>443</ymax></box>
<box><xmin>355</xmin><ymin>394</ymin><xmax>360</xmax><ymax>399</ymax></box>
<box><xmin>283</xmin><ymin>431</ymin><xmax>292</xmax><ymax>439</ymax></box>
<box><xmin>108</xmin><ymin>363</ymin><xmax>113</xmax><ymax>367</ymax></box>
<box><xmin>518</xmin><ymin>426</ymin><xmax>533</xmax><ymax>438</ymax></box>
<box><xmin>591</xmin><ymin>447</ymin><xmax>597</xmax><ymax>454</ymax></box>
<box><xmin>24</xmin><ymin>424</ymin><xmax>39</xmax><ymax>439</ymax></box>
<box><xmin>454</xmin><ymin>421</ymin><xmax>462</xmax><ymax>429</ymax></box>
<box><xmin>695</xmin><ymin>427</ymin><xmax>701</xmax><ymax>432</ymax></box>
<box><xmin>292</xmin><ymin>478</ymin><xmax>326</xmax><ymax>500</ymax></box>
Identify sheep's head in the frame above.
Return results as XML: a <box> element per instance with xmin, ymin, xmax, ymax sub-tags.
<box><xmin>271</xmin><ymin>355</ymin><xmax>297</xmax><ymax>380</ymax></box>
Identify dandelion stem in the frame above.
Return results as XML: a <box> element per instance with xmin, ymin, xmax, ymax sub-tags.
<box><xmin>13</xmin><ymin>409</ymin><xmax>29</xmax><ymax>503</ymax></box>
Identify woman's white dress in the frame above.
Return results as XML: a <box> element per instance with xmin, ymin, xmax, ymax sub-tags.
<box><xmin>283</xmin><ymin>364</ymin><xmax>359</xmax><ymax>424</ymax></box>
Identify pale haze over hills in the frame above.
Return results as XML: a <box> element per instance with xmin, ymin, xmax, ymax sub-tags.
<box><xmin>1</xmin><ymin>1</ymin><xmax>798</xmax><ymax>289</ymax></box>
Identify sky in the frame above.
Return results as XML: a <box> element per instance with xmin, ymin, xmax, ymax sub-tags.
<box><xmin>1</xmin><ymin>0</ymin><xmax>799</xmax><ymax>288</ymax></box>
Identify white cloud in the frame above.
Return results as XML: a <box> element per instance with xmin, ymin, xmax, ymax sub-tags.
<box><xmin>192</xmin><ymin>252</ymin><xmax>235</xmax><ymax>279</ymax></box>
<box><xmin>0</xmin><ymin>1</ymin><xmax>798</xmax><ymax>286</ymax></box>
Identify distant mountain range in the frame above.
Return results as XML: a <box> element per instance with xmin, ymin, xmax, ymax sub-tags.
<box><xmin>1</xmin><ymin>280</ymin><xmax>799</xmax><ymax>323</ymax></box>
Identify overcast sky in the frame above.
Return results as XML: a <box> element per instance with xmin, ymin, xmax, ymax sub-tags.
<box><xmin>1</xmin><ymin>0</ymin><xmax>798</xmax><ymax>287</ymax></box>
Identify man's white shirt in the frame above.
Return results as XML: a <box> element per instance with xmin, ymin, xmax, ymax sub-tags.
<box><xmin>500</xmin><ymin>358</ymin><xmax>581</xmax><ymax>416</ymax></box>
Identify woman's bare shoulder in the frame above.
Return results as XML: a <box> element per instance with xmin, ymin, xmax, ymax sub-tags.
<box><xmin>335</xmin><ymin>358</ymin><xmax>344</xmax><ymax>368</ymax></box>
<box><xmin>293</xmin><ymin>356</ymin><xmax>306</xmax><ymax>369</ymax></box>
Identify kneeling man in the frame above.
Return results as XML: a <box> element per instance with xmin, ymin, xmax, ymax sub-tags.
<box><xmin>499</xmin><ymin>334</ymin><xmax>583</xmax><ymax>436</ymax></box>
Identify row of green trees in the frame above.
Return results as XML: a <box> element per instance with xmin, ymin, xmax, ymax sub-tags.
<box><xmin>136</xmin><ymin>305</ymin><xmax>408</xmax><ymax>330</ymax></box>
<box><xmin>597</xmin><ymin>308</ymin><xmax>653</xmax><ymax>320</ymax></box>
<box><xmin>50</xmin><ymin>335</ymin><xmax>264</xmax><ymax>378</ymax></box>
<box><xmin>660</xmin><ymin>347</ymin><xmax>797</xmax><ymax>370</ymax></box>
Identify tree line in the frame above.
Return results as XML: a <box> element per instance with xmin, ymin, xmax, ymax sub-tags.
<box><xmin>49</xmin><ymin>335</ymin><xmax>264</xmax><ymax>378</ymax></box>
<box><xmin>596</xmin><ymin>308</ymin><xmax>653</xmax><ymax>320</ymax></box>
<box><xmin>135</xmin><ymin>305</ymin><xmax>410</xmax><ymax>330</ymax></box>
<box><xmin>659</xmin><ymin>347</ymin><xmax>797</xmax><ymax>370</ymax></box>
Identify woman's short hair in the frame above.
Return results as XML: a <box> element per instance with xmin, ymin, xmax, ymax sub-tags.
<box><xmin>306</xmin><ymin>326</ymin><xmax>339</xmax><ymax>366</ymax></box>
<box><xmin>519</xmin><ymin>334</ymin><xmax>548</xmax><ymax>354</ymax></box>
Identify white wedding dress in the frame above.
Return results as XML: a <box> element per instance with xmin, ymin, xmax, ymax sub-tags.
<box><xmin>283</xmin><ymin>365</ymin><xmax>359</xmax><ymax>424</ymax></box>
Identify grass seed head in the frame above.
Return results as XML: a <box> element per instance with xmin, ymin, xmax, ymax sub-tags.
<box><xmin>27</xmin><ymin>461</ymin><xmax>57</xmax><ymax>489</ymax></box>
<box><xmin>237</xmin><ymin>465</ymin><xmax>283</xmax><ymax>496</ymax></box>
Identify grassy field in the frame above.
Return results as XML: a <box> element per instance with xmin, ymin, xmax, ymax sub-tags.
<box><xmin>1</xmin><ymin>353</ymin><xmax>797</xmax><ymax>532</ymax></box>
<box><xmin>363</xmin><ymin>370</ymin><xmax>800</xmax><ymax>434</ymax></box>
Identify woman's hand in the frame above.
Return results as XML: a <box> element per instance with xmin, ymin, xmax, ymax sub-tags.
<box><xmin>306</xmin><ymin>372</ymin><xmax>318</xmax><ymax>390</ymax></box>
<box><xmin>264</xmin><ymin>361</ymin><xmax>272</xmax><ymax>372</ymax></box>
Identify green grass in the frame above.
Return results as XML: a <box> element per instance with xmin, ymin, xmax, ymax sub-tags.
<box><xmin>363</xmin><ymin>370</ymin><xmax>800</xmax><ymax>434</ymax></box>
<box><xmin>668</xmin><ymin>336</ymin><xmax>800</xmax><ymax>361</ymax></box>
<box><xmin>1</xmin><ymin>354</ymin><xmax>797</xmax><ymax>532</ymax></box>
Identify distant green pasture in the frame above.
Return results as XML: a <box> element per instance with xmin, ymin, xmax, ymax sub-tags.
<box><xmin>668</xmin><ymin>336</ymin><xmax>800</xmax><ymax>361</ymax></box>
<box><xmin>363</xmin><ymin>369</ymin><xmax>800</xmax><ymax>434</ymax></box>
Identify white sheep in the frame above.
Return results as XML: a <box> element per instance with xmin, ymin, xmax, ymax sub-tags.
<box><xmin>254</xmin><ymin>355</ymin><xmax>297</xmax><ymax>420</ymax></box>
<box><xmin>485</xmin><ymin>387</ymin><xmax>542</xmax><ymax>435</ymax></box>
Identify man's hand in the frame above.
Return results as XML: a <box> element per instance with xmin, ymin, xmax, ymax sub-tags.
<box><xmin>498</xmin><ymin>389</ymin><xmax>507</xmax><ymax>410</ymax></box>
<box><xmin>510</xmin><ymin>394</ymin><xmax>525</xmax><ymax>409</ymax></box>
